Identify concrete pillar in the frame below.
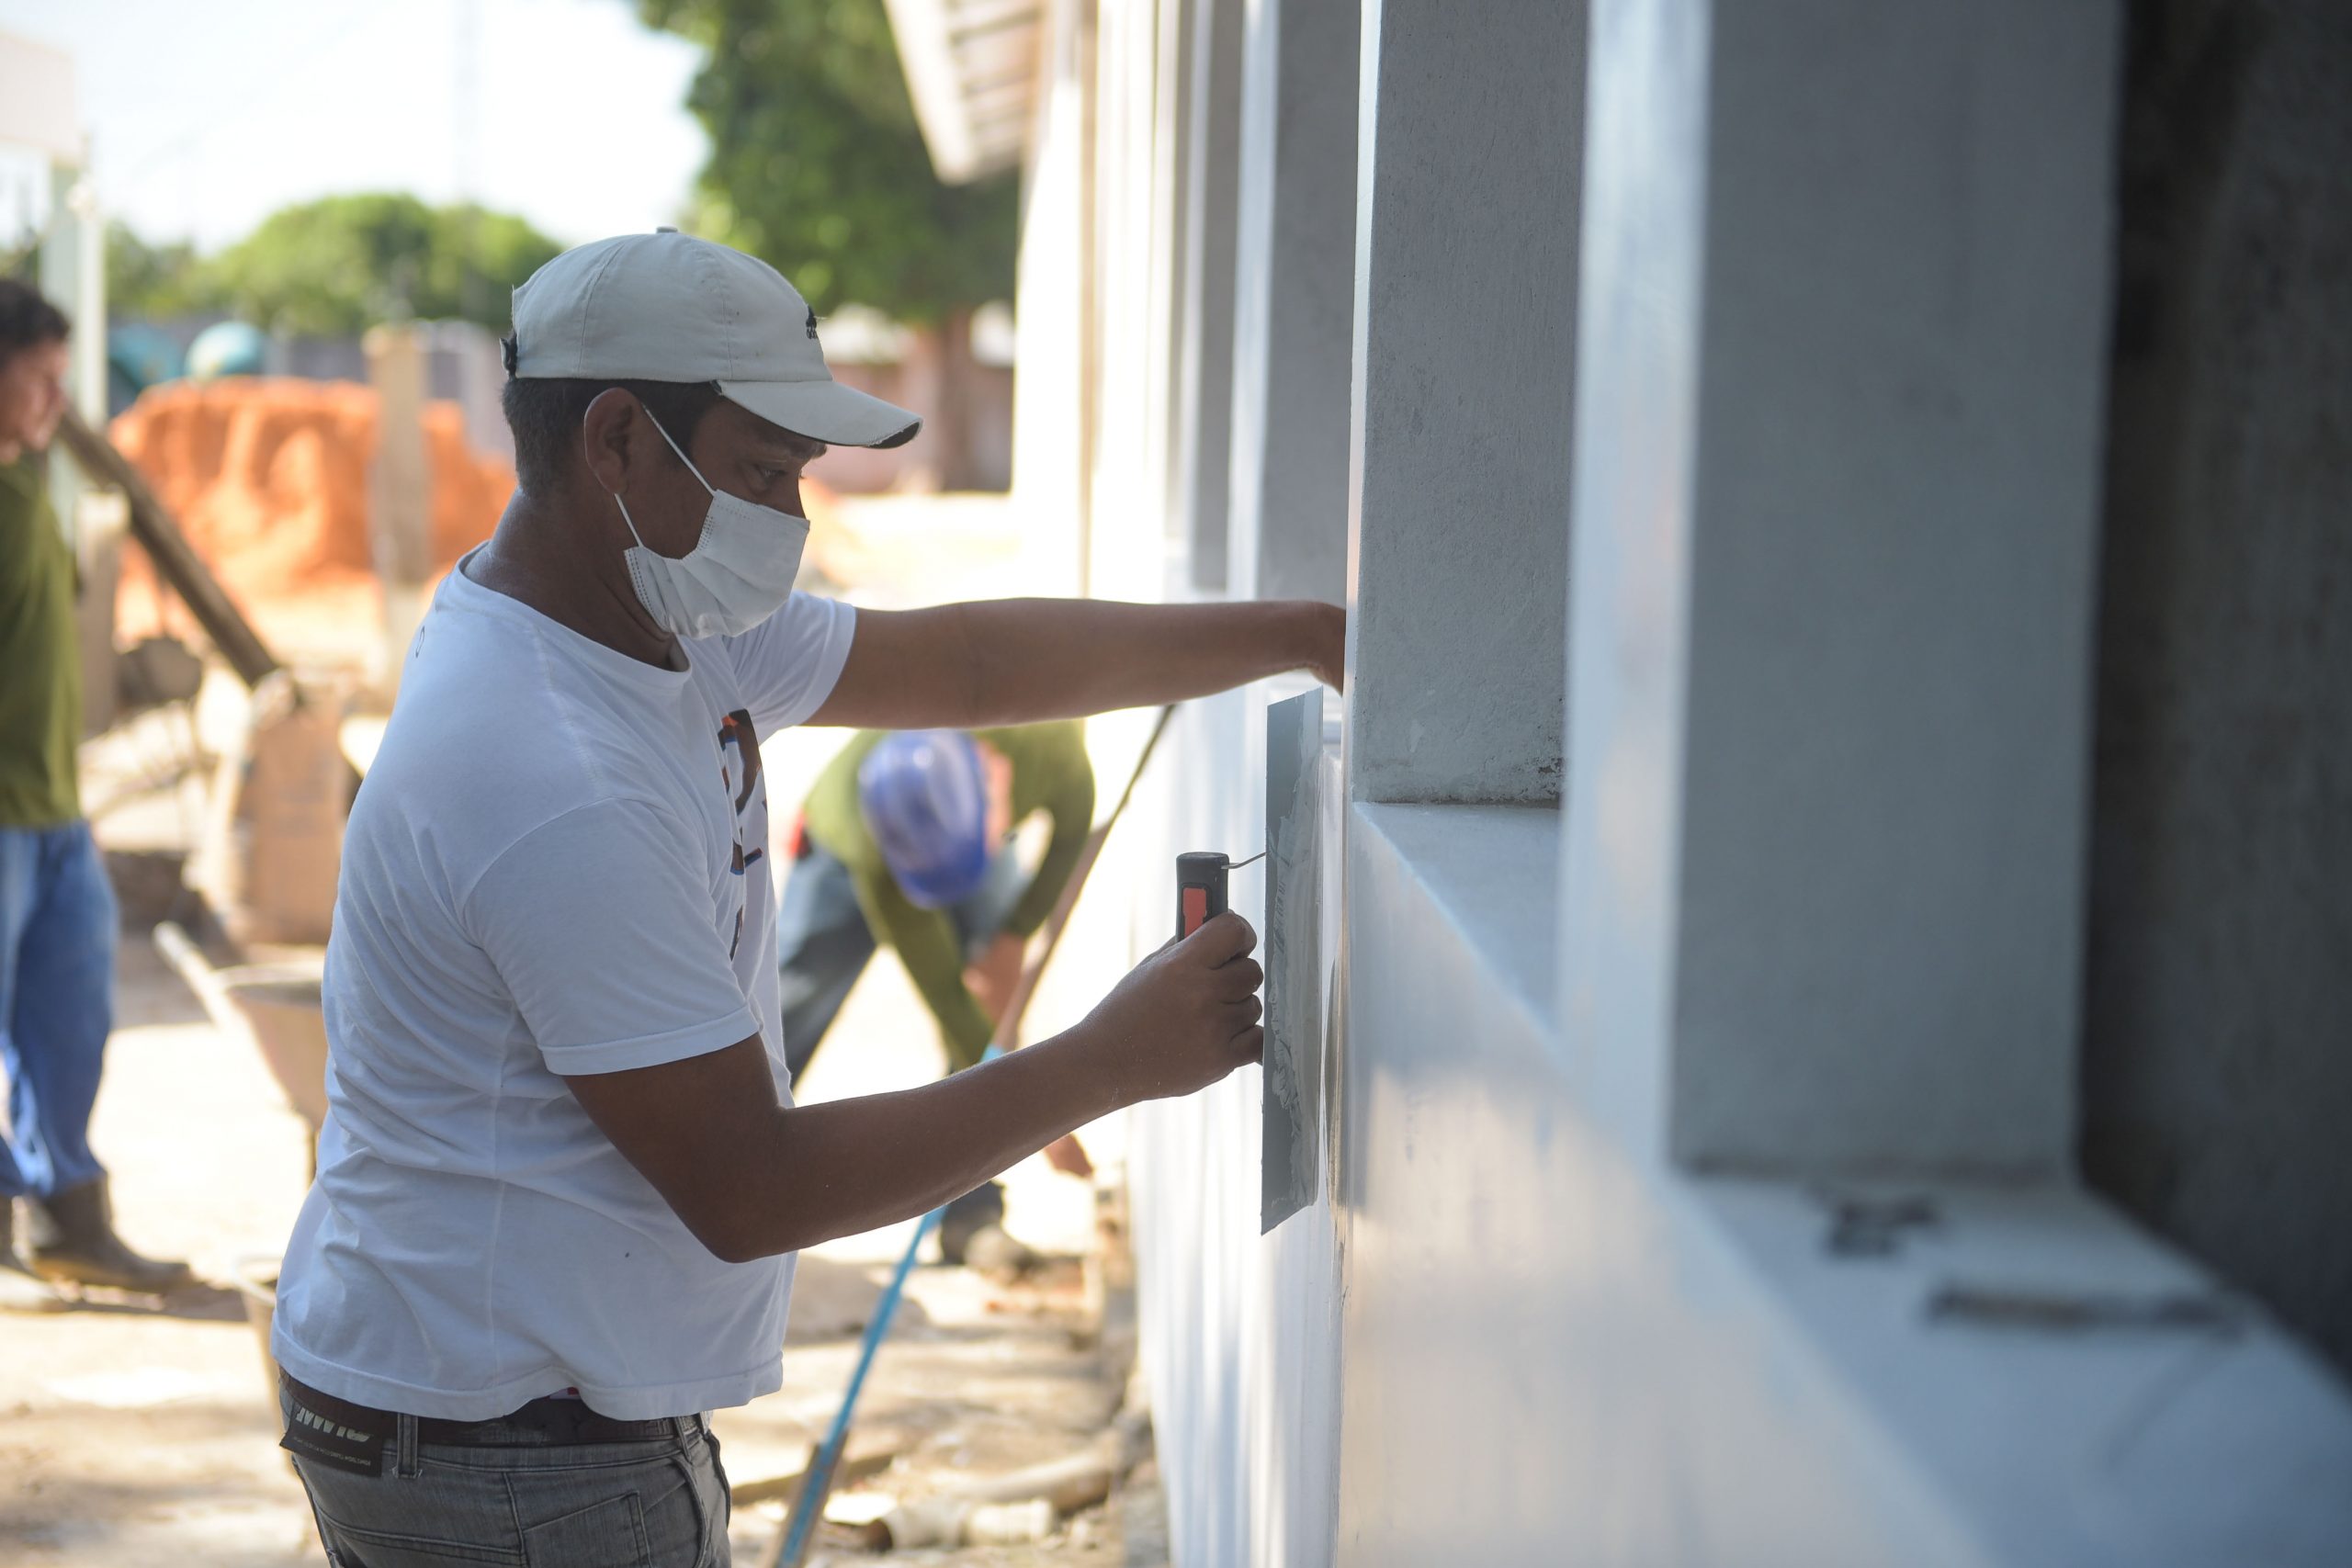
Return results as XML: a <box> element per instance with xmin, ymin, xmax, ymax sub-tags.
<box><xmin>41</xmin><ymin>161</ymin><xmax>105</xmax><ymax>554</ymax></box>
<box><xmin>1007</xmin><ymin>0</ymin><xmax>1096</xmax><ymax>599</ymax></box>
<box><xmin>1083</xmin><ymin>0</ymin><xmax>1162</xmax><ymax>602</ymax></box>
<box><xmin>1169</xmin><ymin>0</ymin><xmax>1247</xmax><ymax>590</ymax></box>
<box><xmin>1562</xmin><ymin>0</ymin><xmax>2121</xmax><ymax>1175</ymax></box>
<box><xmin>366</xmin><ymin>325</ymin><xmax>434</xmax><ymax>692</ymax></box>
<box><xmin>1344</xmin><ymin>0</ymin><xmax>1583</xmax><ymax>805</ymax></box>
<box><xmin>1226</xmin><ymin>0</ymin><xmax>1356</xmax><ymax>606</ymax></box>
<box><xmin>1144</xmin><ymin>0</ymin><xmax>1196</xmax><ymax>577</ymax></box>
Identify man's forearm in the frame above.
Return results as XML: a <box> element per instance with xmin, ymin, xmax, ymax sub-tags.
<box><xmin>567</xmin><ymin>913</ymin><xmax>1263</xmax><ymax>1266</ymax></box>
<box><xmin>724</xmin><ymin>1028</ymin><xmax>1119</xmax><ymax>1259</ymax></box>
<box><xmin>812</xmin><ymin>597</ymin><xmax>1343</xmax><ymax>729</ymax></box>
<box><xmin>962</xmin><ymin>598</ymin><xmax>1339</xmax><ymax>726</ymax></box>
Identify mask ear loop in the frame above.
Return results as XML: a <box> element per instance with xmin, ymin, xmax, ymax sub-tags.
<box><xmin>614</xmin><ymin>493</ymin><xmax>650</xmax><ymax>548</ymax></box>
<box><xmin>640</xmin><ymin>407</ymin><xmax>718</xmax><ymax>496</ymax></box>
<box><xmin>610</xmin><ymin>401</ymin><xmax>712</xmax><ymax>547</ymax></box>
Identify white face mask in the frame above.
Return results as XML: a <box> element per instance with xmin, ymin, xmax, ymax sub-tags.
<box><xmin>612</xmin><ymin>410</ymin><xmax>808</xmax><ymax>640</ymax></box>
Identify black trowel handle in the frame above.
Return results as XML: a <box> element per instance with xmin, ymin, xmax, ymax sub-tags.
<box><xmin>1176</xmin><ymin>852</ymin><xmax>1230</xmax><ymax>940</ymax></box>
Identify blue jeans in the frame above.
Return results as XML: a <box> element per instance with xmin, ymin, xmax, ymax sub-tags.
<box><xmin>774</xmin><ymin>842</ymin><xmax>1025</xmax><ymax>1081</ymax></box>
<box><xmin>281</xmin><ymin>1386</ymin><xmax>733</xmax><ymax>1567</ymax></box>
<box><xmin>0</xmin><ymin>821</ymin><xmax>115</xmax><ymax>1201</ymax></box>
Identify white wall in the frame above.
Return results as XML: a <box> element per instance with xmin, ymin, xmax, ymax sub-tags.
<box><xmin>1226</xmin><ymin>0</ymin><xmax>1354</xmax><ymax>607</ymax></box>
<box><xmin>1012</xmin><ymin>0</ymin><xmax>2352</xmax><ymax>1563</ymax></box>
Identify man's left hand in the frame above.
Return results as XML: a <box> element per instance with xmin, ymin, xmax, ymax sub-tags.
<box><xmin>1303</xmin><ymin>602</ymin><xmax>1346</xmax><ymax>693</ymax></box>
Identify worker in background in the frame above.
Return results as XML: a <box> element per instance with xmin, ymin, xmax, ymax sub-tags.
<box><xmin>0</xmin><ymin>279</ymin><xmax>194</xmax><ymax>1312</ymax></box>
<box><xmin>269</xmin><ymin>231</ymin><xmax>1340</xmax><ymax>1565</ymax></box>
<box><xmin>778</xmin><ymin>722</ymin><xmax>1095</xmax><ymax>1264</ymax></box>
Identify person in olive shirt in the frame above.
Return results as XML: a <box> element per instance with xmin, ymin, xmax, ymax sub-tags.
<box><xmin>778</xmin><ymin>722</ymin><xmax>1094</xmax><ymax>1261</ymax></box>
<box><xmin>0</xmin><ymin>281</ymin><xmax>193</xmax><ymax>1309</ymax></box>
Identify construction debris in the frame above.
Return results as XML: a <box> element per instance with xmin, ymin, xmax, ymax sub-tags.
<box><xmin>820</xmin><ymin>1369</ymin><xmax>1154</xmax><ymax>1553</ymax></box>
<box><xmin>729</xmin><ymin>1446</ymin><xmax>901</xmax><ymax>1510</ymax></box>
<box><xmin>187</xmin><ymin>671</ymin><xmax>353</xmax><ymax>947</ymax></box>
<box><xmin>106</xmin><ymin>378</ymin><xmax>513</xmax><ymax>606</ymax></box>
<box><xmin>55</xmin><ymin>405</ymin><xmax>278</xmax><ymax>688</ymax></box>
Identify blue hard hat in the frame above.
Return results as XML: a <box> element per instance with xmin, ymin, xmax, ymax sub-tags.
<box><xmin>857</xmin><ymin>731</ymin><xmax>991</xmax><ymax>908</ymax></box>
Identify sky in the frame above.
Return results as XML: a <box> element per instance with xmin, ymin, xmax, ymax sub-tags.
<box><xmin>0</xmin><ymin>0</ymin><xmax>711</xmax><ymax>252</ymax></box>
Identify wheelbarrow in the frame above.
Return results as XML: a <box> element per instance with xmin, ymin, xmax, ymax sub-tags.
<box><xmin>151</xmin><ymin>920</ymin><xmax>327</xmax><ymax>1407</ymax></box>
<box><xmin>153</xmin><ymin>920</ymin><xmax>329</xmax><ymax>1151</ymax></box>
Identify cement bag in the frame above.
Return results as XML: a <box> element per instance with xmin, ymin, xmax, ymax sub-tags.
<box><xmin>193</xmin><ymin>671</ymin><xmax>353</xmax><ymax>947</ymax></box>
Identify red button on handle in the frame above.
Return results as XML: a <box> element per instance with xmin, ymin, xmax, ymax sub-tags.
<box><xmin>1181</xmin><ymin>886</ymin><xmax>1208</xmax><ymax>937</ymax></box>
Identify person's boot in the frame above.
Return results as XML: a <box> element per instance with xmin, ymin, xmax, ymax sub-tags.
<box><xmin>25</xmin><ymin>1176</ymin><xmax>195</xmax><ymax>1294</ymax></box>
<box><xmin>0</xmin><ymin>1199</ymin><xmax>67</xmax><ymax>1313</ymax></box>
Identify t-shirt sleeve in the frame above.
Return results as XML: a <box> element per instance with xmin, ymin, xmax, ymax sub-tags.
<box><xmin>718</xmin><ymin>592</ymin><xmax>857</xmax><ymax>737</ymax></box>
<box><xmin>462</xmin><ymin>798</ymin><xmax>759</xmax><ymax>1076</ymax></box>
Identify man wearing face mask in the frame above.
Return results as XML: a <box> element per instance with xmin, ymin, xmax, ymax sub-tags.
<box><xmin>269</xmin><ymin>231</ymin><xmax>1341</xmax><ymax>1565</ymax></box>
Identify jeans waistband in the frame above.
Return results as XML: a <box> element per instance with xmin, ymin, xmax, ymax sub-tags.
<box><xmin>281</xmin><ymin>1371</ymin><xmax>697</xmax><ymax>1449</ymax></box>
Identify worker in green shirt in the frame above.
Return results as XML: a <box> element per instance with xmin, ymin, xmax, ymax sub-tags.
<box><xmin>0</xmin><ymin>280</ymin><xmax>193</xmax><ymax>1310</ymax></box>
<box><xmin>778</xmin><ymin>722</ymin><xmax>1094</xmax><ymax>1262</ymax></box>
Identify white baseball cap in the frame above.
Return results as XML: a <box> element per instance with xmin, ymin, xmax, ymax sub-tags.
<box><xmin>506</xmin><ymin>229</ymin><xmax>922</xmax><ymax>450</ymax></box>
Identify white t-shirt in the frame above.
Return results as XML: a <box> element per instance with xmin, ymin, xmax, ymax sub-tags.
<box><xmin>273</xmin><ymin>550</ymin><xmax>855</xmax><ymax>1421</ymax></box>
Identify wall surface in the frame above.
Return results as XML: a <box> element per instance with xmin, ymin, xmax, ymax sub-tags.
<box><xmin>2081</xmin><ymin>0</ymin><xmax>2352</xmax><ymax>1373</ymax></box>
<box><xmin>990</xmin><ymin>0</ymin><xmax>2352</xmax><ymax>1562</ymax></box>
<box><xmin>1168</xmin><ymin>0</ymin><xmax>1246</xmax><ymax>587</ymax></box>
<box><xmin>1225</xmin><ymin>0</ymin><xmax>1356</xmax><ymax>606</ymax></box>
<box><xmin>1342</xmin><ymin>0</ymin><xmax>1581</xmax><ymax>807</ymax></box>
<box><xmin>1668</xmin><ymin>0</ymin><xmax>2116</xmax><ymax>1176</ymax></box>
<box><xmin>1125</xmin><ymin>693</ymin><xmax>1345</xmax><ymax>1568</ymax></box>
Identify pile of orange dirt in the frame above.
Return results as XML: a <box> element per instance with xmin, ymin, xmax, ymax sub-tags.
<box><xmin>108</xmin><ymin>378</ymin><xmax>849</xmax><ymax>662</ymax></box>
<box><xmin>109</xmin><ymin>378</ymin><xmax>514</xmax><ymax>658</ymax></box>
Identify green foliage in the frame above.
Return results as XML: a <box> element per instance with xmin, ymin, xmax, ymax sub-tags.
<box><xmin>104</xmin><ymin>223</ymin><xmax>217</xmax><ymax>320</ymax></box>
<box><xmin>638</xmin><ymin>0</ymin><xmax>1017</xmax><ymax>323</ymax></box>
<box><xmin>191</xmin><ymin>195</ymin><xmax>563</xmax><ymax>336</ymax></box>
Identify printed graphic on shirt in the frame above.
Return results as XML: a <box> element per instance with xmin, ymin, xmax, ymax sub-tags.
<box><xmin>717</xmin><ymin>708</ymin><xmax>767</xmax><ymax>958</ymax></box>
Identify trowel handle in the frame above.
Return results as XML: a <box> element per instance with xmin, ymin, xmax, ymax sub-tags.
<box><xmin>1176</xmin><ymin>852</ymin><xmax>1230</xmax><ymax>940</ymax></box>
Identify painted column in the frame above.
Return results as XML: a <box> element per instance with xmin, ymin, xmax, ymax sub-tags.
<box><xmin>1170</xmin><ymin>0</ymin><xmax>1248</xmax><ymax>589</ymax></box>
<box><xmin>1226</xmin><ymin>0</ymin><xmax>1357</xmax><ymax>606</ymax></box>
<box><xmin>1344</xmin><ymin>0</ymin><xmax>1584</xmax><ymax>806</ymax></box>
<box><xmin>1564</xmin><ymin>0</ymin><xmax>2121</xmax><ymax>1175</ymax></box>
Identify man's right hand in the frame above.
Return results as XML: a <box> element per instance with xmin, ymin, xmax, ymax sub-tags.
<box><xmin>566</xmin><ymin>911</ymin><xmax>1261</xmax><ymax>1265</ymax></box>
<box><xmin>1075</xmin><ymin>910</ymin><xmax>1262</xmax><ymax>1101</ymax></box>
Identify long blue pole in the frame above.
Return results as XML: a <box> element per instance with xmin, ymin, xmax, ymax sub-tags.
<box><xmin>769</xmin><ymin>1165</ymin><xmax>961</xmax><ymax>1568</ymax></box>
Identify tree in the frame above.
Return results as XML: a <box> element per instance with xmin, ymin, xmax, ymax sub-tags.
<box><xmin>105</xmin><ymin>222</ymin><xmax>217</xmax><ymax>320</ymax></box>
<box><xmin>638</xmin><ymin>0</ymin><xmax>1020</xmax><ymax>487</ymax></box>
<box><xmin>199</xmin><ymin>195</ymin><xmax>563</xmax><ymax>337</ymax></box>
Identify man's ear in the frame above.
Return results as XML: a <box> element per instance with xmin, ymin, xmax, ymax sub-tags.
<box><xmin>580</xmin><ymin>388</ymin><xmax>646</xmax><ymax>498</ymax></box>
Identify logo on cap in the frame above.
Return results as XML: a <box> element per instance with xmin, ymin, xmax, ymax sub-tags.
<box><xmin>806</xmin><ymin>306</ymin><xmax>819</xmax><ymax>342</ymax></box>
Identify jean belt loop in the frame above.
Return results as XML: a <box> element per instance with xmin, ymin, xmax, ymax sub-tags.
<box><xmin>396</xmin><ymin>1411</ymin><xmax>421</xmax><ymax>1478</ymax></box>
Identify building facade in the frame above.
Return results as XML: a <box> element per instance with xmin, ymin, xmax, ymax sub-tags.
<box><xmin>885</xmin><ymin>1</ymin><xmax>2352</xmax><ymax>1562</ymax></box>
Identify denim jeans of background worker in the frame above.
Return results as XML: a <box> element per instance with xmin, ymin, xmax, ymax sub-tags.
<box><xmin>0</xmin><ymin>278</ymin><xmax>195</xmax><ymax>1315</ymax></box>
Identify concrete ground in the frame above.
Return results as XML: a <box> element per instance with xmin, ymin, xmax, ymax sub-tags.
<box><xmin>2</xmin><ymin>493</ymin><xmax>1169</xmax><ymax>1565</ymax></box>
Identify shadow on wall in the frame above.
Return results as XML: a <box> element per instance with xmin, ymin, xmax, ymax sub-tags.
<box><xmin>2080</xmin><ymin>0</ymin><xmax>2352</xmax><ymax>1377</ymax></box>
